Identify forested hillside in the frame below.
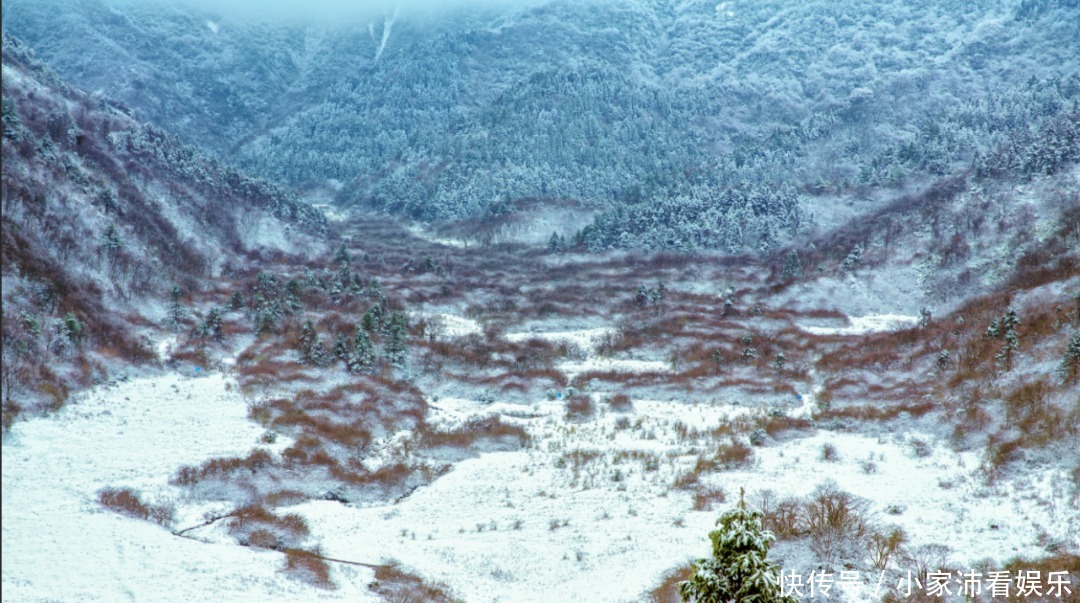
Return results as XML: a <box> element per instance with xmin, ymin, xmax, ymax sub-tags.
<box><xmin>1</xmin><ymin>32</ymin><xmax>325</xmax><ymax>427</ymax></box>
<box><xmin>5</xmin><ymin>0</ymin><xmax>1077</xmax><ymax>251</ymax></box>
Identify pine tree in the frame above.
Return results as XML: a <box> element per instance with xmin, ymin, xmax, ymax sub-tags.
<box><xmin>772</xmin><ymin>352</ymin><xmax>786</xmax><ymax>373</ymax></box>
<box><xmin>200</xmin><ymin>308</ymin><xmax>224</xmax><ymax>342</ymax></box>
<box><xmin>739</xmin><ymin>335</ymin><xmax>757</xmax><ymax>364</ymax></box>
<box><xmin>423</xmin><ymin>255</ymin><xmax>439</xmax><ymax>273</ymax></box>
<box><xmin>284</xmin><ymin>279</ymin><xmax>303</xmax><ymax>314</ymax></box>
<box><xmin>334</xmin><ymin>243</ymin><xmax>350</xmax><ymax>265</ymax></box>
<box><xmin>332</xmin><ymin>332</ymin><xmax>349</xmax><ymax>364</ymax></box>
<box><xmin>348</xmin><ymin>328</ymin><xmax>375</xmax><ymax>373</ymax></box>
<box><xmin>679</xmin><ymin>490</ymin><xmax>797</xmax><ymax>603</ymax></box>
<box><xmin>548</xmin><ymin>231</ymin><xmax>565</xmax><ymax>253</ymax></box>
<box><xmin>167</xmin><ymin>286</ymin><xmax>186</xmax><ymax>328</ymax></box>
<box><xmin>991</xmin><ymin>308</ymin><xmax>1020</xmax><ymax>372</ymax></box>
<box><xmin>101</xmin><ymin>223</ymin><xmax>123</xmax><ymax>252</ymax></box>
<box><xmin>298</xmin><ymin>319</ymin><xmax>318</xmax><ymax>364</ymax></box>
<box><xmin>308</xmin><ymin>340</ymin><xmax>330</xmax><ymax>367</ymax></box>
<box><xmin>722</xmin><ymin>299</ymin><xmax>735</xmax><ymax>318</ymax></box>
<box><xmin>635</xmin><ymin>285</ymin><xmax>650</xmax><ymax>308</ymax></box>
<box><xmin>781</xmin><ymin>250</ymin><xmax>803</xmax><ymax>280</ymax></box>
<box><xmin>228</xmin><ymin>291</ymin><xmax>245</xmax><ymax>311</ymax></box>
<box><xmin>1059</xmin><ymin>331</ymin><xmax>1080</xmax><ymax>384</ymax></box>
<box><xmin>383</xmin><ymin>312</ymin><xmax>409</xmax><ymax>366</ymax></box>
<box><xmin>841</xmin><ymin>243</ymin><xmax>863</xmax><ymax>272</ymax></box>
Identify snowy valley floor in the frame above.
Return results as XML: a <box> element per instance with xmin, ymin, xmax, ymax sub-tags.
<box><xmin>3</xmin><ymin>313</ymin><xmax>1077</xmax><ymax>602</ymax></box>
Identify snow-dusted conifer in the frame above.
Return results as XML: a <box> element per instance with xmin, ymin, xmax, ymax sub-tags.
<box><xmin>781</xmin><ymin>250</ymin><xmax>802</xmax><ymax>280</ymax></box>
<box><xmin>679</xmin><ymin>489</ymin><xmax>796</xmax><ymax>603</ymax></box>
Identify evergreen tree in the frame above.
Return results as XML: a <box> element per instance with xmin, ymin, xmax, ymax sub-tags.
<box><xmin>423</xmin><ymin>255</ymin><xmax>439</xmax><ymax>273</ymax></box>
<box><xmin>772</xmin><ymin>352</ymin><xmax>786</xmax><ymax>373</ymax></box>
<box><xmin>200</xmin><ymin>307</ymin><xmax>224</xmax><ymax>342</ymax></box>
<box><xmin>841</xmin><ymin>243</ymin><xmax>863</xmax><ymax>272</ymax></box>
<box><xmin>367</xmin><ymin>277</ymin><xmax>383</xmax><ymax>298</ymax></box>
<box><xmin>298</xmin><ymin>319</ymin><xmax>318</xmax><ymax>364</ymax></box>
<box><xmin>635</xmin><ymin>284</ymin><xmax>650</xmax><ymax>308</ymax></box>
<box><xmin>308</xmin><ymin>340</ymin><xmax>330</xmax><ymax>367</ymax></box>
<box><xmin>348</xmin><ymin>328</ymin><xmax>375</xmax><ymax>373</ymax></box>
<box><xmin>332</xmin><ymin>332</ymin><xmax>349</xmax><ymax>364</ymax></box>
<box><xmin>57</xmin><ymin>312</ymin><xmax>84</xmax><ymax>351</ymax></box>
<box><xmin>167</xmin><ymin>286</ymin><xmax>186</xmax><ymax>328</ymax></box>
<box><xmin>334</xmin><ymin>243</ymin><xmax>350</xmax><ymax>265</ymax></box>
<box><xmin>739</xmin><ymin>335</ymin><xmax>757</xmax><ymax>364</ymax></box>
<box><xmin>101</xmin><ymin>223</ymin><xmax>123</xmax><ymax>252</ymax></box>
<box><xmin>991</xmin><ymin>308</ymin><xmax>1020</xmax><ymax>371</ymax></box>
<box><xmin>548</xmin><ymin>231</ymin><xmax>565</xmax><ymax>253</ymax></box>
<box><xmin>1059</xmin><ymin>331</ymin><xmax>1080</xmax><ymax>384</ymax></box>
<box><xmin>679</xmin><ymin>490</ymin><xmax>796</xmax><ymax>603</ymax></box>
<box><xmin>781</xmin><ymin>250</ymin><xmax>803</xmax><ymax>280</ymax></box>
<box><xmin>284</xmin><ymin>279</ymin><xmax>303</xmax><ymax>314</ymax></box>
<box><xmin>710</xmin><ymin>349</ymin><xmax>725</xmax><ymax>372</ymax></box>
<box><xmin>228</xmin><ymin>290</ymin><xmax>245</xmax><ymax>311</ymax></box>
<box><xmin>383</xmin><ymin>312</ymin><xmax>409</xmax><ymax>366</ymax></box>
<box><xmin>722</xmin><ymin>299</ymin><xmax>735</xmax><ymax>318</ymax></box>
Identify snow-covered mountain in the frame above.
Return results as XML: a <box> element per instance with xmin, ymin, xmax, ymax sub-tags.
<box><xmin>2</xmin><ymin>32</ymin><xmax>326</xmax><ymax>424</ymax></box>
<box><xmin>4</xmin><ymin>0</ymin><xmax>1077</xmax><ymax>250</ymax></box>
<box><xmin>2</xmin><ymin>3</ymin><xmax>1079</xmax><ymax>602</ymax></box>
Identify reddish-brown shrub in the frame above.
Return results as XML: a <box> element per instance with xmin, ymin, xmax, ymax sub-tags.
<box><xmin>564</xmin><ymin>394</ymin><xmax>595</xmax><ymax>420</ymax></box>
<box><xmin>98</xmin><ymin>487</ymin><xmax>174</xmax><ymax>526</ymax></box>
<box><xmin>282</xmin><ymin>548</ymin><xmax>334</xmax><ymax>589</ymax></box>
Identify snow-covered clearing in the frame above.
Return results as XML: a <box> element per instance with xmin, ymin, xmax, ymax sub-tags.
<box><xmin>405</xmin><ymin>224</ymin><xmax>469</xmax><ymax>248</ymax></box>
<box><xmin>426</xmin><ymin>312</ymin><xmax>483</xmax><ymax>338</ymax></box>
<box><xmin>1</xmin><ymin>372</ymin><xmax>378</xmax><ymax>602</ymax></box>
<box><xmin>797</xmin><ymin>313</ymin><xmax>920</xmax><ymax>336</ymax></box>
<box><xmin>504</xmin><ymin>326</ymin><xmax>613</xmax><ymax>352</ymax></box>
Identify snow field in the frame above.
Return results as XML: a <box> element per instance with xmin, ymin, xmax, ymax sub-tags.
<box><xmin>292</xmin><ymin>380</ymin><xmax>1078</xmax><ymax>602</ymax></box>
<box><xmin>1</xmin><ymin>372</ymin><xmax>379</xmax><ymax>602</ymax></box>
<box><xmin>797</xmin><ymin>314</ymin><xmax>920</xmax><ymax>336</ymax></box>
<box><xmin>4</xmin><ymin>313</ymin><xmax>1075</xmax><ymax>602</ymax></box>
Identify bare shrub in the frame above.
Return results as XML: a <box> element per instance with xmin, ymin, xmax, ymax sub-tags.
<box><xmin>715</xmin><ymin>439</ymin><xmax>753</xmax><ymax>468</ymax></box>
<box><xmin>692</xmin><ymin>487</ymin><xmax>726</xmax><ymax>511</ymax></box>
<box><xmin>564</xmin><ymin>394</ymin><xmax>595</xmax><ymax>421</ymax></box>
<box><xmin>282</xmin><ymin>547</ymin><xmax>334</xmax><ymax>589</ymax></box>
<box><xmin>867</xmin><ymin>527</ymin><xmax>906</xmax><ymax>570</ymax></box>
<box><xmin>903</xmin><ymin>543</ymin><xmax>951</xmax><ymax>581</ymax></box>
<box><xmin>909</xmin><ymin>438</ymin><xmax>932</xmax><ymax>458</ymax></box>
<box><xmin>803</xmin><ymin>482</ymin><xmax>871</xmax><ymax>568</ymax></box>
<box><xmin>228</xmin><ymin>504</ymin><xmax>310</xmax><ymax>550</ymax></box>
<box><xmin>98</xmin><ymin>487</ymin><xmax>174</xmax><ymax>527</ymax></box>
<box><xmin>607</xmin><ymin>393</ymin><xmax>633</xmax><ymax>412</ymax></box>
<box><xmin>371</xmin><ymin>563</ymin><xmax>457</xmax><ymax>602</ymax></box>
<box><xmin>417</xmin><ymin>415</ymin><xmax>530</xmax><ymax>449</ymax></box>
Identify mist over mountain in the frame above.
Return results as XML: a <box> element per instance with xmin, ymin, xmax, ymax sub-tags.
<box><xmin>5</xmin><ymin>0</ymin><xmax>1077</xmax><ymax>251</ymax></box>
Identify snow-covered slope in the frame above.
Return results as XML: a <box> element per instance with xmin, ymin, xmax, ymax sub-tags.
<box><xmin>1</xmin><ymin>371</ymin><xmax>379</xmax><ymax>602</ymax></box>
